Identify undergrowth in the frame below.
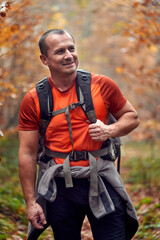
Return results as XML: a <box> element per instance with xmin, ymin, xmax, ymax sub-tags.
<box><xmin>122</xmin><ymin>140</ymin><xmax>160</xmax><ymax>187</ymax></box>
<box><xmin>0</xmin><ymin>133</ymin><xmax>160</xmax><ymax>239</ymax></box>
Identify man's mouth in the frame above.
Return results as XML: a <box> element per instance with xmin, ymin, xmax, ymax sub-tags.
<box><xmin>63</xmin><ymin>61</ymin><xmax>74</xmax><ymax>66</ymax></box>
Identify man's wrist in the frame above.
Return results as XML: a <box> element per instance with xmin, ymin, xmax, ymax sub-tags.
<box><xmin>26</xmin><ymin>198</ymin><xmax>36</xmax><ymax>207</ymax></box>
<box><xmin>104</xmin><ymin>124</ymin><xmax>113</xmax><ymax>138</ymax></box>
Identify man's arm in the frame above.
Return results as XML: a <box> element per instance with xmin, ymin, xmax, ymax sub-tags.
<box><xmin>18</xmin><ymin>130</ymin><xmax>47</xmax><ymax>229</ymax></box>
<box><xmin>88</xmin><ymin>100</ymin><xmax>139</xmax><ymax>141</ymax></box>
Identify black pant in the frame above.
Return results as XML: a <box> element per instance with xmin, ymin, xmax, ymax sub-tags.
<box><xmin>46</xmin><ymin>177</ymin><xmax>125</xmax><ymax>240</ymax></box>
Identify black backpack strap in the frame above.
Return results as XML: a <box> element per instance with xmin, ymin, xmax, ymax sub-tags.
<box><xmin>76</xmin><ymin>69</ymin><xmax>121</xmax><ymax>173</ymax></box>
<box><xmin>76</xmin><ymin>70</ymin><xmax>97</xmax><ymax>123</ymax></box>
<box><xmin>36</xmin><ymin>77</ymin><xmax>53</xmax><ymax>120</ymax></box>
<box><xmin>36</xmin><ymin>77</ymin><xmax>54</xmax><ymax>162</ymax></box>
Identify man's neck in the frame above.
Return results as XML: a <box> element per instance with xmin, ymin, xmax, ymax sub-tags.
<box><xmin>50</xmin><ymin>71</ymin><xmax>77</xmax><ymax>92</ymax></box>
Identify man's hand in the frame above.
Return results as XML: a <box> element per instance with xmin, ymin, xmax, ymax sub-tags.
<box><xmin>27</xmin><ymin>201</ymin><xmax>47</xmax><ymax>229</ymax></box>
<box><xmin>88</xmin><ymin>101</ymin><xmax>139</xmax><ymax>141</ymax></box>
<box><xmin>88</xmin><ymin>119</ymin><xmax>110</xmax><ymax>142</ymax></box>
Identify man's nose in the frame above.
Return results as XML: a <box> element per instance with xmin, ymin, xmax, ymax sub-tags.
<box><xmin>64</xmin><ymin>50</ymin><xmax>72</xmax><ymax>59</ymax></box>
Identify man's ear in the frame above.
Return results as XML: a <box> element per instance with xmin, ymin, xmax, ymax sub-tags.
<box><xmin>40</xmin><ymin>54</ymin><xmax>48</xmax><ymax>66</ymax></box>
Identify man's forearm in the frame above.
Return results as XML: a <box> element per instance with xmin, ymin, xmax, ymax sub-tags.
<box><xmin>19</xmin><ymin>152</ymin><xmax>37</xmax><ymax>205</ymax></box>
<box><xmin>108</xmin><ymin>111</ymin><xmax>139</xmax><ymax>138</ymax></box>
<box><xmin>18</xmin><ymin>130</ymin><xmax>46</xmax><ymax>229</ymax></box>
<box><xmin>19</xmin><ymin>152</ymin><xmax>47</xmax><ymax>229</ymax></box>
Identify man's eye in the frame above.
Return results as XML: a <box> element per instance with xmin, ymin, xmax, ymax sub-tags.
<box><xmin>56</xmin><ymin>49</ymin><xmax>64</xmax><ymax>54</ymax></box>
<box><xmin>69</xmin><ymin>47</ymin><xmax>75</xmax><ymax>52</ymax></box>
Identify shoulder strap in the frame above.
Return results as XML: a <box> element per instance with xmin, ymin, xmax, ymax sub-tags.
<box><xmin>76</xmin><ymin>70</ymin><xmax>121</xmax><ymax>173</ymax></box>
<box><xmin>76</xmin><ymin>69</ymin><xmax>97</xmax><ymax>123</ymax></box>
<box><xmin>36</xmin><ymin>71</ymin><xmax>95</xmax><ymax>122</ymax></box>
<box><xmin>36</xmin><ymin>77</ymin><xmax>53</xmax><ymax>120</ymax></box>
<box><xmin>36</xmin><ymin>77</ymin><xmax>53</xmax><ymax>161</ymax></box>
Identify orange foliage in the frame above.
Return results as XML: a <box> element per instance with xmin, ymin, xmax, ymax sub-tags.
<box><xmin>0</xmin><ymin>1</ymin><xmax>14</xmax><ymax>18</ymax></box>
<box><xmin>0</xmin><ymin>0</ymin><xmax>42</xmax><ymax>129</ymax></box>
<box><xmin>119</xmin><ymin>0</ymin><xmax>160</xmax><ymax>141</ymax></box>
<box><xmin>124</xmin><ymin>0</ymin><xmax>160</xmax><ymax>47</ymax></box>
<box><xmin>74</xmin><ymin>0</ymin><xmax>160</xmax><ymax>141</ymax></box>
<box><xmin>0</xmin><ymin>0</ymin><xmax>159</xmax><ymax>142</ymax></box>
<box><xmin>0</xmin><ymin>0</ymin><xmax>68</xmax><ymax>130</ymax></box>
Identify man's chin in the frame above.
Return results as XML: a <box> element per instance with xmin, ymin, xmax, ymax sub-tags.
<box><xmin>63</xmin><ymin>66</ymin><xmax>77</xmax><ymax>75</ymax></box>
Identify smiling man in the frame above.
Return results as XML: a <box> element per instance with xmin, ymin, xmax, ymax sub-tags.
<box><xmin>39</xmin><ymin>30</ymin><xmax>78</xmax><ymax>91</ymax></box>
<box><xmin>19</xmin><ymin>29</ymin><xmax>139</xmax><ymax>240</ymax></box>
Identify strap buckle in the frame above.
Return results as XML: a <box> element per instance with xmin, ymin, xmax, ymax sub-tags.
<box><xmin>48</xmin><ymin>112</ymin><xmax>52</xmax><ymax>119</ymax></box>
<box><xmin>69</xmin><ymin>101</ymin><xmax>84</xmax><ymax>110</ymax></box>
<box><xmin>69</xmin><ymin>151</ymin><xmax>88</xmax><ymax>161</ymax></box>
<box><xmin>69</xmin><ymin>102</ymin><xmax>77</xmax><ymax>110</ymax></box>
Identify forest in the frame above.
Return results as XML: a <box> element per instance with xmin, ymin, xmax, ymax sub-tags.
<box><xmin>0</xmin><ymin>0</ymin><xmax>160</xmax><ymax>239</ymax></box>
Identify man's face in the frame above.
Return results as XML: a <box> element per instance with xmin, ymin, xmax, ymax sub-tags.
<box><xmin>41</xmin><ymin>33</ymin><xmax>78</xmax><ymax>77</ymax></box>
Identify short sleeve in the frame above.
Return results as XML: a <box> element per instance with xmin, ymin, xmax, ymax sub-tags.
<box><xmin>99</xmin><ymin>75</ymin><xmax>127</xmax><ymax>115</ymax></box>
<box><xmin>19</xmin><ymin>92</ymin><xmax>39</xmax><ymax>131</ymax></box>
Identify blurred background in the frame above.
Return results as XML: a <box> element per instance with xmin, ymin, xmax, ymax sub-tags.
<box><xmin>0</xmin><ymin>0</ymin><xmax>160</xmax><ymax>239</ymax></box>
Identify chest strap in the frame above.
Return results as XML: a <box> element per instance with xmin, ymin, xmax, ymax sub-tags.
<box><xmin>49</xmin><ymin>100</ymin><xmax>84</xmax><ymax>152</ymax></box>
<box><xmin>49</xmin><ymin>101</ymin><xmax>84</xmax><ymax>118</ymax></box>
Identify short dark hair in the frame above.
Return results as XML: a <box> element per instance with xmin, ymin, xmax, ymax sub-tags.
<box><xmin>39</xmin><ymin>29</ymin><xmax>75</xmax><ymax>56</ymax></box>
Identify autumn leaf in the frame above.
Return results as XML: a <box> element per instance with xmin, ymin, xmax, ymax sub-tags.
<box><xmin>0</xmin><ymin>11</ymin><xmax>6</xmax><ymax>17</ymax></box>
<box><xmin>132</xmin><ymin>2</ymin><xmax>139</xmax><ymax>8</ymax></box>
<box><xmin>5</xmin><ymin>2</ymin><xmax>11</xmax><ymax>10</ymax></box>
<box><xmin>116</xmin><ymin>67</ymin><xmax>124</xmax><ymax>74</ymax></box>
<box><xmin>0</xmin><ymin>1</ymin><xmax>14</xmax><ymax>18</ymax></box>
<box><xmin>10</xmin><ymin>23</ymin><xmax>19</xmax><ymax>32</ymax></box>
<box><xmin>150</xmin><ymin>45</ymin><xmax>158</xmax><ymax>52</ymax></box>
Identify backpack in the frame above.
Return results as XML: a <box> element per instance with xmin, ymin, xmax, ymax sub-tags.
<box><xmin>36</xmin><ymin>69</ymin><xmax>121</xmax><ymax>173</ymax></box>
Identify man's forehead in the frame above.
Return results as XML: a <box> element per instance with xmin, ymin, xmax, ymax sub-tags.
<box><xmin>46</xmin><ymin>33</ymin><xmax>74</xmax><ymax>44</ymax></box>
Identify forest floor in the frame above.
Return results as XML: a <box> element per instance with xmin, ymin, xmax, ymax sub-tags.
<box><xmin>0</xmin><ymin>134</ymin><xmax>160</xmax><ymax>239</ymax></box>
<box><xmin>81</xmin><ymin>185</ymin><xmax>160</xmax><ymax>240</ymax></box>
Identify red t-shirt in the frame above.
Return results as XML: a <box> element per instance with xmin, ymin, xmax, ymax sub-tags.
<box><xmin>19</xmin><ymin>73</ymin><xmax>127</xmax><ymax>166</ymax></box>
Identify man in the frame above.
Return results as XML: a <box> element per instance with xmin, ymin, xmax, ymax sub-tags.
<box><xmin>19</xmin><ymin>29</ymin><xmax>139</xmax><ymax>240</ymax></box>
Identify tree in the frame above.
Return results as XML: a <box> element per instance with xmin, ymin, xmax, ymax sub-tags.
<box><xmin>117</xmin><ymin>0</ymin><xmax>160</xmax><ymax>141</ymax></box>
<box><xmin>0</xmin><ymin>0</ymin><xmax>41</xmax><ymax>129</ymax></box>
<box><xmin>70</xmin><ymin>0</ymin><xmax>160</xmax><ymax>142</ymax></box>
<box><xmin>0</xmin><ymin>0</ymin><xmax>67</xmax><ymax>130</ymax></box>
<box><xmin>1</xmin><ymin>0</ymin><xmax>159</xmax><ymax>143</ymax></box>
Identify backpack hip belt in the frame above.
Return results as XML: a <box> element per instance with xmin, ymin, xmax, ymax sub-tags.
<box><xmin>44</xmin><ymin>142</ymin><xmax>116</xmax><ymax>162</ymax></box>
